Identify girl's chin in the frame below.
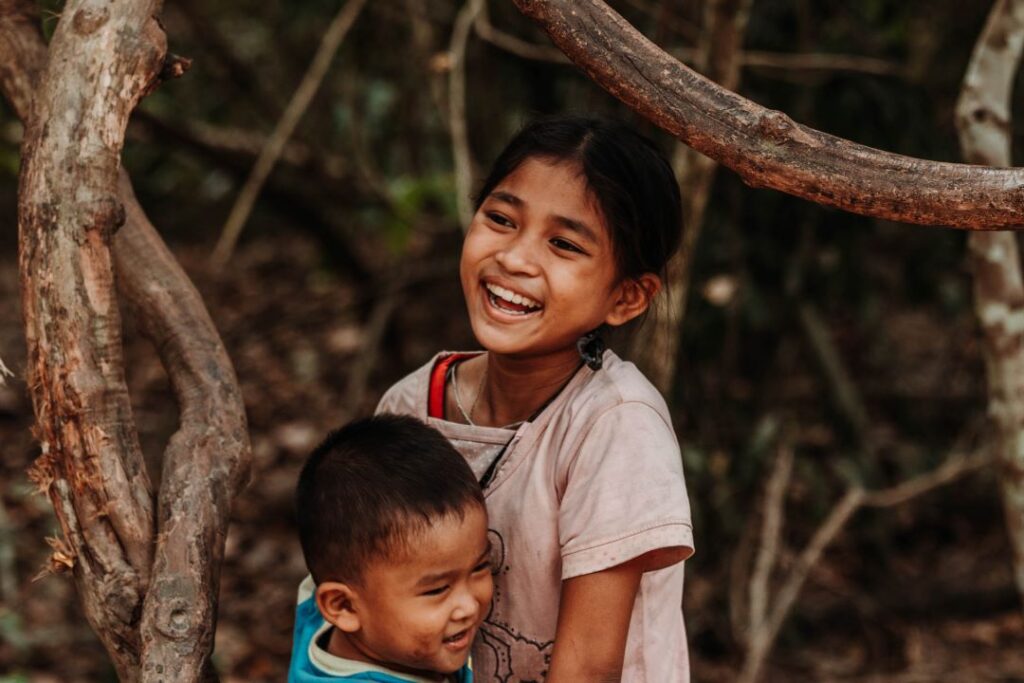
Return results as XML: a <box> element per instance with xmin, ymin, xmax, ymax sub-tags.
<box><xmin>470</xmin><ymin>327</ymin><xmax>579</xmax><ymax>362</ymax></box>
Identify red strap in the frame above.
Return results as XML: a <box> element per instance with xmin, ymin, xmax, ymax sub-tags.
<box><xmin>428</xmin><ymin>353</ymin><xmax>479</xmax><ymax>419</ymax></box>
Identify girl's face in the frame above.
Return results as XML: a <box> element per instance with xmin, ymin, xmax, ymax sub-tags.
<box><xmin>460</xmin><ymin>157</ymin><xmax>652</xmax><ymax>361</ymax></box>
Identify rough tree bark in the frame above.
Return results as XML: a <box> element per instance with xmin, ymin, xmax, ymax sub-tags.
<box><xmin>512</xmin><ymin>0</ymin><xmax>1024</xmax><ymax>229</ymax></box>
<box><xmin>2</xmin><ymin>1</ymin><xmax>250</xmax><ymax>680</ymax></box>
<box><xmin>638</xmin><ymin>0</ymin><xmax>753</xmax><ymax>392</ymax></box>
<box><xmin>955</xmin><ymin>0</ymin><xmax>1024</xmax><ymax>610</ymax></box>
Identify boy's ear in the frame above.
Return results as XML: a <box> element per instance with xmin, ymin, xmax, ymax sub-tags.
<box><xmin>605</xmin><ymin>274</ymin><xmax>661</xmax><ymax>327</ymax></box>
<box><xmin>315</xmin><ymin>581</ymin><xmax>362</xmax><ymax>633</ymax></box>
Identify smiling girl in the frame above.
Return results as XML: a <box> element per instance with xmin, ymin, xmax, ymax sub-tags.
<box><xmin>378</xmin><ymin>117</ymin><xmax>694</xmax><ymax>682</ymax></box>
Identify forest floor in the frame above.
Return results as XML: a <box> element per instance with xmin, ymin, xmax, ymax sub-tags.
<box><xmin>2</xmin><ymin>234</ymin><xmax>1024</xmax><ymax>682</ymax></box>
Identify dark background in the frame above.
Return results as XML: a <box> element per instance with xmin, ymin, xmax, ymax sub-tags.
<box><xmin>3</xmin><ymin>1</ymin><xmax>1024</xmax><ymax>680</ymax></box>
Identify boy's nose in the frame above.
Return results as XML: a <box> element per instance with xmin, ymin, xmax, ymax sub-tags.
<box><xmin>450</xmin><ymin>588</ymin><xmax>481</xmax><ymax>622</ymax></box>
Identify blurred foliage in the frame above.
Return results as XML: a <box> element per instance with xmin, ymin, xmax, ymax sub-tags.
<box><xmin>2</xmin><ymin>0</ymin><xmax>1022</xmax><ymax>679</ymax></box>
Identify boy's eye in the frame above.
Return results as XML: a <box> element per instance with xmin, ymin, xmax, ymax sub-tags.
<box><xmin>551</xmin><ymin>237</ymin><xmax>584</xmax><ymax>254</ymax></box>
<box><xmin>473</xmin><ymin>560</ymin><xmax>492</xmax><ymax>573</ymax></box>
<box><xmin>421</xmin><ymin>585</ymin><xmax>449</xmax><ymax>597</ymax></box>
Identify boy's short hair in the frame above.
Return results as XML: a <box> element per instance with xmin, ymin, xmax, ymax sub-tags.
<box><xmin>296</xmin><ymin>413</ymin><xmax>484</xmax><ymax>584</ymax></box>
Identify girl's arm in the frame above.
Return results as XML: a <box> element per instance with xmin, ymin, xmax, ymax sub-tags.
<box><xmin>545</xmin><ymin>556</ymin><xmax>646</xmax><ymax>683</ymax></box>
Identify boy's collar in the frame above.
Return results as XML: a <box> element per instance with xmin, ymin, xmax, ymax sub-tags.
<box><xmin>308</xmin><ymin>619</ymin><xmax>462</xmax><ymax>683</ymax></box>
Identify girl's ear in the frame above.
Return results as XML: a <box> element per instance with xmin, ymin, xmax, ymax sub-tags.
<box><xmin>605</xmin><ymin>274</ymin><xmax>661</xmax><ymax>326</ymax></box>
<box><xmin>316</xmin><ymin>581</ymin><xmax>362</xmax><ymax>633</ymax></box>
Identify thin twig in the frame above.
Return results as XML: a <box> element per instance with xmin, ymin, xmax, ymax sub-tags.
<box><xmin>346</xmin><ymin>287</ymin><xmax>402</xmax><ymax>413</ymax></box>
<box><xmin>797</xmin><ymin>301</ymin><xmax>871</xmax><ymax>443</ymax></box>
<box><xmin>640</xmin><ymin>0</ymin><xmax>751</xmax><ymax>392</ymax></box>
<box><xmin>739</xmin><ymin>50</ymin><xmax>908</xmax><ymax>77</ymax></box>
<box><xmin>449</xmin><ymin>0</ymin><xmax>484</xmax><ymax>231</ymax></box>
<box><xmin>619</xmin><ymin>0</ymin><xmax>700</xmax><ymax>41</ymax></box>
<box><xmin>0</xmin><ymin>497</ymin><xmax>16</xmax><ymax>604</ymax></box>
<box><xmin>474</xmin><ymin>6</ymin><xmax>569</xmax><ymax>64</ymax></box>
<box><xmin>747</xmin><ymin>441</ymin><xmax>794</xmax><ymax>641</ymax></box>
<box><xmin>472</xmin><ymin>11</ymin><xmax>905</xmax><ymax>80</ymax></box>
<box><xmin>404</xmin><ymin>0</ymin><xmax>449</xmax><ymax>121</ymax></box>
<box><xmin>739</xmin><ymin>488</ymin><xmax>863</xmax><ymax>683</ymax></box>
<box><xmin>863</xmin><ymin>450</ymin><xmax>993</xmax><ymax>508</ymax></box>
<box><xmin>210</xmin><ymin>0</ymin><xmax>369</xmax><ymax>269</ymax></box>
<box><xmin>0</xmin><ymin>354</ymin><xmax>13</xmax><ymax>386</ymax></box>
<box><xmin>738</xmin><ymin>444</ymin><xmax>994</xmax><ymax>683</ymax></box>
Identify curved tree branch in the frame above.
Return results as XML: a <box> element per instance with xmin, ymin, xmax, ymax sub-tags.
<box><xmin>120</xmin><ymin>173</ymin><xmax>251</xmax><ymax>680</ymax></box>
<box><xmin>512</xmin><ymin>0</ymin><xmax>1024</xmax><ymax>229</ymax></box>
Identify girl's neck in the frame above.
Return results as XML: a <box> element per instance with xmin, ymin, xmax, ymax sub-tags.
<box><xmin>466</xmin><ymin>348</ymin><xmax>583</xmax><ymax>427</ymax></box>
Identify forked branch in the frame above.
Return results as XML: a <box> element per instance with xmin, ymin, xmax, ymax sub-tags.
<box><xmin>2</xmin><ymin>0</ymin><xmax>251</xmax><ymax>679</ymax></box>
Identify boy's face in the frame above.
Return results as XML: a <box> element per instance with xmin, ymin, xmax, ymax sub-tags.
<box><xmin>334</xmin><ymin>503</ymin><xmax>493</xmax><ymax>675</ymax></box>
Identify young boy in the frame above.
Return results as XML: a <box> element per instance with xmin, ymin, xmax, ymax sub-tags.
<box><xmin>289</xmin><ymin>414</ymin><xmax>493</xmax><ymax>682</ymax></box>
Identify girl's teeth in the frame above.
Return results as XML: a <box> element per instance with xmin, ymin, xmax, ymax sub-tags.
<box><xmin>485</xmin><ymin>283</ymin><xmax>540</xmax><ymax>310</ymax></box>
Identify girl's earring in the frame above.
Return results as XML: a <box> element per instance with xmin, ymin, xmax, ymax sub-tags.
<box><xmin>576</xmin><ymin>329</ymin><xmax>606</xmax><ymax>371</ymax></box>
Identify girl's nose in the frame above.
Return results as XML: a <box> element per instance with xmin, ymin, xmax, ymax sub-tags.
<box><xmin>494</xmin><ymin>235</ymin><xmax>540</xmax><ymax>276</ymax></box>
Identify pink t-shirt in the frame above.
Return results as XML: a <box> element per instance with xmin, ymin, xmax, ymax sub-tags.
<box><xmin>377</xmin><ymin>350</ymin><xmax>695</xmax><ymax>682</ymax></box>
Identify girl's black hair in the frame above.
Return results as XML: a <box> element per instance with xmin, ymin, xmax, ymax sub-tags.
<box><xmin>473</xmin><ymin>116</ymin><xmax>684</xmax><ymax>283</ymax></box>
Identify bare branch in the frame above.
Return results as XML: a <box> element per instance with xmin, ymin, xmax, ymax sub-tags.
<box><xmin>862</xmin><ymin>450</ymin><xmax>993</xmax><ymax>508</ymax></box>
<box><xmin>797</xmin><ymin>301</ymin><xmax>871</xmax><ymax>442</ymax></box>
<box><xmin>740</xmin><ymin>50</ymin><xmax>908</xmax><ymax>78</ymax></box>
<box><xmin>747</xmin><ymin>441</ymin><xmax>793</xmax><ymax>640</ymax></box>
<box><xmin>955</xmin><ymin>0</ymin><xmax>1024</xmax><ymax>606</ymax></box>
<box><xmin>639</xmin><ymin>0</ymin><xmax>752</xmax><ymax>391</ymax></box>
<box><xmin>738</xmin><ymin>445</ymin><xmax>993</xmax><ymax>683</ymax></box>
<box><xmin>0</xmin><ymin>354</ymin><xmax>12</xmax><ymax>385</ymax></box>
<box><xmin>738</xmin><ymin>487</ymin><xmax>863</xmax><ymax>683</ymax></box>
<box><xmin>16</xmin><ymin>0</ymin><xmax>167</xmax><ymax>673</ymax></box>
<box><xmin>404</xmin><ymin>0</ymin><xmax>449</xmax><ymax>121</ymax></box>
<box><xmin>473</xmin><ymin>10</ymin><xmax>905</xmax><ymax>80</ymax></box>
<box><xmin>131</xmin><ymin>109</ymin><xmax>375</xmax><ymax>282</ymax></box>
<box><xmin>450</xmin><ymin>0</ymin><xmax>484</xmax><ymax>231</ymax></box>
<box><xmin>2</xmin><ymin>2</ymin><xmax>252</xmax><ymax>678</ymax></box>
<box><xmin>512</xmin><ymin>0</ymin><xmax>1024</xmax><ymax>229</ymax></box>
<box><xmin>114</xmin><ymin>174</ymin><xmax>251</xmax><ymax>680</ymax></box>
<box><xmin>474</xmin><ymin>5</ymin><xmax>569</xmax><ymax>64</ymax></box>
<box><xmin>211</xmin><ymin>0</ymin><xmax>369</xmax><ymax>269</ymax></box>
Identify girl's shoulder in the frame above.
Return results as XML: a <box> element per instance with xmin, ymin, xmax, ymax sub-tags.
<box><xmin>562</xmin><ymin>349</ymin><xmax>672</xmax><ymax>425</ymax></box>
<box><xmin>375</xmin><ymin>353</ymin><xmax>439</xmax><ymax>417</ymax></box>
<box><xmin>376</xmin><ymin>351</ymin><xmax>479</xmax><ymax>418</ymax></box>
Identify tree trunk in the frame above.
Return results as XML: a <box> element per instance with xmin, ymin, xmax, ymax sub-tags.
<box><xmin>2</xmin><ymin>1</ymin><xmax>250</xmax><ymax>680</ymax></box>
<box><xmin>955</xmin><ymin>0</ymin><xmax>1024</xmax><ymax>611</ymax></box>
<box><xmin>512</xmin><ymin>0</ymin><xmax>1024</xmax><ymax>229</ymax></box>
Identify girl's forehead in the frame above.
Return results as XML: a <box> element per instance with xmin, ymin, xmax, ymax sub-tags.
<box><xmin>490</xmin><ymin>158</ymin><xmax>606</xmax><ymax>230</ymax></box>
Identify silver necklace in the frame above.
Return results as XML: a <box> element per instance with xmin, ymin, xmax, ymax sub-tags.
<box><xmin>453</xmin><ymin>364</ymin><xmax>487</xmax><ymax>425</ymax></box>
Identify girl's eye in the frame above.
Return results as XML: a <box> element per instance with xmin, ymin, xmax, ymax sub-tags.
<box><xmin>421</xmin><ymin>585</ymin><xmax>449</xmax><ymax>597</ymax></box>
<box><xmin>551</xmin><ymin>237</ymin><xmax>584</xmax><ymax>254</ymax></box>
<box><xmin>473</xmin><ymin>560</ymin><xmax>492</xmax><ymax>573</ymax></box>
<box><xmin>486</xmin><ymin>212</ymin><xmax>514</xmax><ymax>228</ymax></box>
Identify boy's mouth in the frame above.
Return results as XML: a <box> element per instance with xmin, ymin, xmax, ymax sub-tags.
<box><xmin>484</xmin><ymin>282</ymin><xmax>542</xmax><ymax>316</ymax></box>
<box><xmin>442</xmin><ymin>627</ymin><xmax>473</xmax><ymax>650</ymax></box>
